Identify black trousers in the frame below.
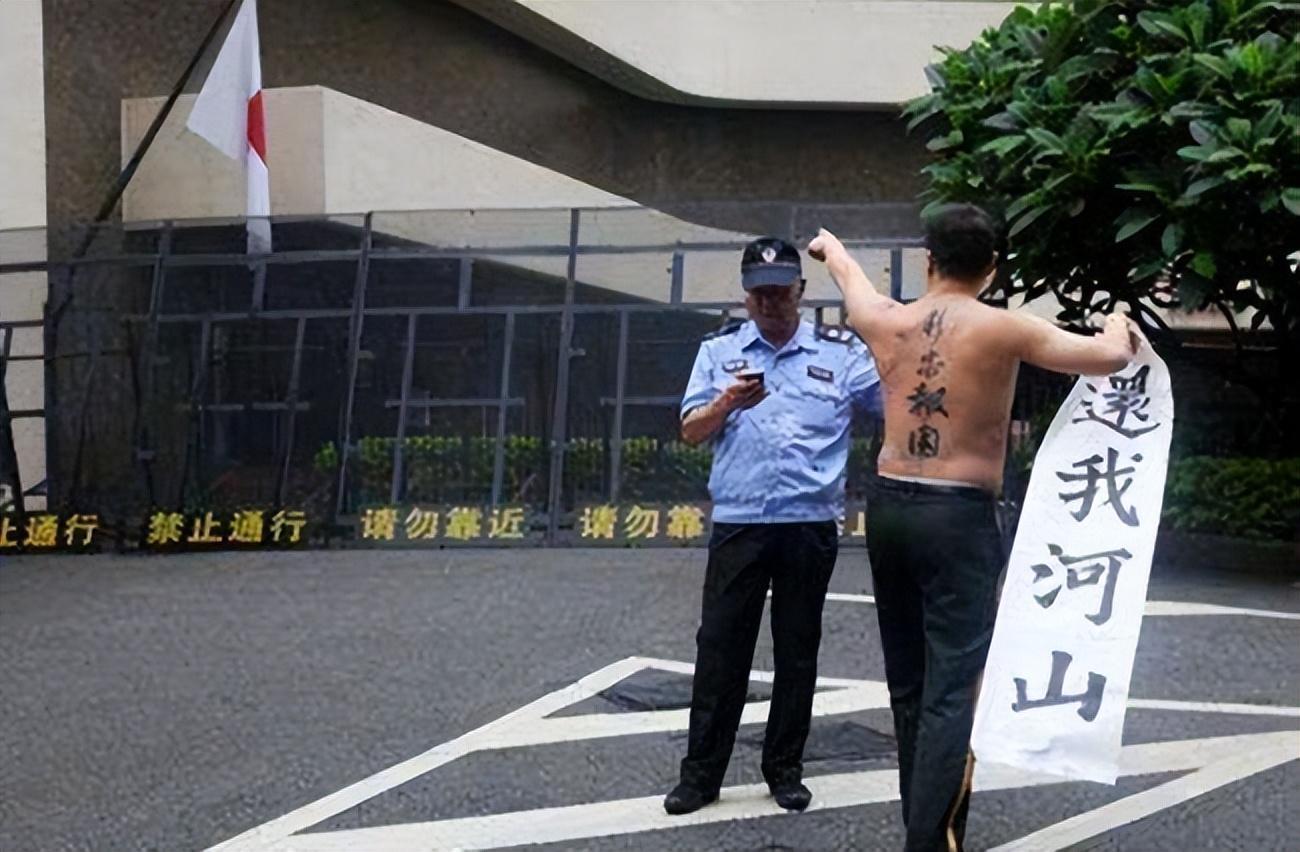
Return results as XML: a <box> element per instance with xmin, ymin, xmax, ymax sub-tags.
<box><xmin>866</xmin><ymin>476</ymin><xmax>1004</xmax><ymax>852</ymax></box>
<box><xmin>679</xmin><ymin>521</ymin><xmax>838</xmax><ymax>792</ymax></box>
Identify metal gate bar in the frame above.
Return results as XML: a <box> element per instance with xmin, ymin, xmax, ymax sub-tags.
<box><xmin>0</xmin><ymin>206</ymin><xmax>920</xmax><ymax>542</ymax></box>
<box><xmin>390</xmin><ymin>313</ymin><xmax>419</xmax><ymax>505</ymax></box>
<box><xmin>490</xmin><ymin>312</ymin><xmax>516</xmax><ymax>508</ymax></box>
<box><xmin>275</xmin><ymin>316</ymin><xmax>309</xmax><ymax>507</ymax></box>
<box><xmin>608</xmin><ymin>310</ymin><xmax>630</xmax><ymax>503</ymax></box>
<box><xmin>545</xmin><ymin>209</ymin><xmax>581</xmax><ymax>542</ymax></box>
<box><xmin>332</xmin><ymin>214</ymin><xmax>374</xmax><ymax>521</ymax></box>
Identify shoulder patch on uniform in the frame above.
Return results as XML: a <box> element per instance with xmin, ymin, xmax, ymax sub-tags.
<box><xmin>815</xmin><ymin>324</ymin><xmax>861</xmax><ymax>345</ymax></box>
<box><xmin>703</xmin><ymin>319</ymin><xmax>745</xmax><ymax>341</ymax></box>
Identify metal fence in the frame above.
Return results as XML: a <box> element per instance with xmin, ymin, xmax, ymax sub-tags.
<box><xmin>0</xmin><ymin>205</ymin><xmax>937</xmax><ymax>545</ymax></box>
<box><xmin>6</xmin><ymin>203</ymin><xmax>1270</xmax><ymax>549</ymax></box>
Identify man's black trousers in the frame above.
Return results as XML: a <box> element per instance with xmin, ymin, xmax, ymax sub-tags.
<box><xmin>867</xmin><ymin>475</ymin><xmax>1005</xmax><ymax>852</ymax></box>
<box><xmin>679</xmin><ymin>521</ymin><xmax>839</xmax><ymax>792</ymax></box>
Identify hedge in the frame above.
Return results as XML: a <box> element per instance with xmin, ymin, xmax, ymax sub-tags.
<box><xmin>318</xmin><ymin>439</ymin><xmax>1299</xmax><ymax>542</ymax></box>
<box><xmin>1162</xmin><ymin>456</ymin><xmax>1300</xmax><ymax>541</ymax></box>
<box><xmin>315</xmin><ymin>435</ymin><xmax>881</xmax><ymax>504</ymax></box>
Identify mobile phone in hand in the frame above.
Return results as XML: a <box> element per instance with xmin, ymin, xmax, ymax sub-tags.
<box><xmin>737</xmin><ymin>370</ymin><xmax>764</xmax><ymax>387</ymax></box>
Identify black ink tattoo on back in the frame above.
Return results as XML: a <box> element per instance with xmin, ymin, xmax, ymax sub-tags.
<box><xmin>908</xmin><ymin>309</ymin><xmax>949</xmax><ymax>458</ymax></box>
<box><xmin>907</xmin><ymin>383</ymin><xmax>949</xmax><ymax>419</ymax></box>
<box><xmin>909</xmin><ymin>424</ymin><xmax>941</xmax><ymax>458</ymax></box>
<box><xmin>917</xmin><ymin>350</ymin><xmax>945</xmax><ymax>379</ymax></box>
<box><xmin>921</xmin><ymin>308</ymin><xmax>947</xmax><ymax>341</ymax></box>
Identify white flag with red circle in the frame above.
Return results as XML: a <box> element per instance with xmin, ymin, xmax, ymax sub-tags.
<box><xmin>186</xmin><ymin>0</ymin><xmax>270</xmax><ymax>254</ymax></box>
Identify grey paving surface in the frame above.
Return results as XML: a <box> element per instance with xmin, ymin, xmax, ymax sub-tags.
<box><xmin>1</xmin><ymin>549</ymin><xmax>1297</xmax><ymax>851</ymax></box>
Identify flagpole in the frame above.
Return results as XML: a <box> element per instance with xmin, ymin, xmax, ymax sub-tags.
<box><xmin>48</xmin><ymin>0</ymin><xmax>242</xmax><ymax>512</ymax></box>
<box><xmin>72</xmin><ymin>0</ymin><xmax>242</xmax><ymax>260</ymax></box>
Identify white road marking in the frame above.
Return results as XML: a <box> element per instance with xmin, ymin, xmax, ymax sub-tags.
<box><xmin>272</xmin><ymin>732</ymin><xmax>1299</xmax><ymax>851</ymax></box>
<box><xmin>211</xmin><ymin>656</ymin><xmax>1300</xmax><ymax>851</ymax></box>
<box><xmin>275</xmin><ymin>770</ymin><xmax>901</xmax><ymax>852</ymax></box>
<box><xmin>207</xmin><ymin>657</ymin><xmax>876</xmax><ymax>852</ymax></box>
<box><xmin>1128</xmin><ymin>698</ymin><xmax>1300</xmax><ymax>717</ymax></box>
<box><xmin>1142</xmin><ymin>600</ymin><xmax>1300</xmax><ymax>620</ymax></box>
<box><xmin>988</xmin><ymin>736</ymin><xmax>1299</xmax><ymax>851</ymax></box>
<box><xmin>825</xmin><ymin>592</ymin><xmax>875</xmax><ymax>604</ymax></box>
<box><xmin>478</xmin><ymin>684</ymin><xmax>888</xmax><ymax>751</ymax></box>
<box><xmin>207</xmin><ymin>656</ymin><xmax>648</xmax><ymax>852</ymax></box>
<box><xmin>812</xmin><ymin>591</ymin><xmax>1300</xmax><ymax>620</ymax></box>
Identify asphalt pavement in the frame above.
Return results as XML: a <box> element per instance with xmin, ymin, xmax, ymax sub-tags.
<box><xmin>1</xmin><ymin>548</ymin><xmax>1296</xmax><ymax>851</ymax></box>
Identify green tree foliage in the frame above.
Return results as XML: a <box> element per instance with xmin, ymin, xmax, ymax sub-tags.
<box><xmin>1163</xmin><ymin>456</ymin><xmax>1300</xmax><ymax>539</ymax></box>
<box><xmin>905</xmin><ymin>0</ymin><xmax>1299</xmax><ymax>348</ymax></box>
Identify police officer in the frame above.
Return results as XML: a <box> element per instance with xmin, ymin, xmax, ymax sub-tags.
<box><xmin>664</xmin><ymin>236</ymin><xmax>881</xmax><ymax>815</ymax></box>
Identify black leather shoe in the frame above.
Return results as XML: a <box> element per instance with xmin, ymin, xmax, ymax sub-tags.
<box><xmin>663</xmin><ymin>783</ymin><xmax>718</xmax><ymax>815</ymax></box>
<box><xmin>771</xmin><ymin>780</ymin><xmax>812</xmax><ymax>811</ymax></box>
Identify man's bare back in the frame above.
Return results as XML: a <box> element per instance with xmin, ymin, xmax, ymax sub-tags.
<box><xmin>807</xmin><ymin>204</ymin><xmax>1141</xmax><ymax>851</ymax></box>
<box><xmin>810</xmin><ymin>231</ymin><xmax>1139</xmax><ymax>494</ymax></box>
<box><xmin>871</xmin><ymin>295</ymin><xmax>1020</xmax><ymax>491</ymax></box>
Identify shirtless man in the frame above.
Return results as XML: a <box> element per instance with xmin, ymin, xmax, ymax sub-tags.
<box><xmin>808</xmin><ymin>204</ymin><xmax>1139</xmax><ymax>852</ymax></box>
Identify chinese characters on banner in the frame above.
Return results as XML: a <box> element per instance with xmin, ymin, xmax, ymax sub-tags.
<box><xmin>580</xmin><ymin>504</ymin><xmax>708</xmax><ymax>542</ymax></box>
<box><xmin>0</xmin><ymin>509</ymin><xmax>312</xmax><ymax>550</ymax></box>
<box><xmin>0</xmin><ymin>506</ymin><xmax>872</xmax><ymax>550</ymax></box>
<box><xmin>972</xmin><ymin>347</ymin><xmax>1174</xmax><ymax>784</ymax></box>
<box><xmin>356</xmin><ymin>505</ymin><xmax>870</xmax><ymax>545</ymax></box>
<box><xmin>570</xmin><ymin>504</ymin><xmax>867</xmax><ymax>545</ymax></box>
<box><xmin>359</xmin><ymin>506</ymin><xmax>536</xmax><ymax>544</ymax></box>
<box><xmin>144</xmin><ymin>509</ymin><xmax>309</xmax><ymax>547</ymax></box>
<box><xmin>0</xmin><ymin>513</ymin><xmax>102</xmax><ymax>550</ymax></box>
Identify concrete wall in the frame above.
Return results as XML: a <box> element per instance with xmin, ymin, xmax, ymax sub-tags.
<box><xmin>122</xmin><ymin>85</ymin><xmax>627</xmax><ymax>222</ymax></box>
<box><xmin>1</xmin><ymin>2</ymin><xmax>49</xmax><ymax>231</ymax></box>
<box><xmin>44</xmin><ymin>0</ymin><xmax>928</xmax><ymax>247</ymax></box>
<box><xmin>121</xmin><ymin>85</ymin><xmax>922</xmax><ymax>304</ymax></box>
<box><xmin>121</xmin><ymin>88</ymin><xmax>328</xmax><ymax>222</ymax></box>
<box><xmin>320</xmin><ymin>88</ymin><xmax>630</xmax><ymax>214</ymax></box>
<box><xmin>1</xmin><ymin>0</ymin><xmax>49</xmax><ymax>508</ymax></box>
<box><xmin>471</xmin><ymin>0</ymin><xmax>1016</xmax><ymax>106</ymax></box>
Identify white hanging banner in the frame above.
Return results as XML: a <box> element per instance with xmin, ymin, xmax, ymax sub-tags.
<box><xmin>972</xmin><ymin>341</ymin><xmax>1174</xmax><ymax>784</ymax></box>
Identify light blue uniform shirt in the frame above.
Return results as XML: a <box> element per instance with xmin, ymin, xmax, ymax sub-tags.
<box><xmin>681</xmin><ymin>319</ymin><xmax>882</xmax><ymax>524</ymax></box>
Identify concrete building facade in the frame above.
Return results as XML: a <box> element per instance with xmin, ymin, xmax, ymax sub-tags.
<box><xmin>4</xmin><ymin>0</ymin><xmax>1030</xmax><ymax>511</ymax></box>
<box><xmin>1</xmin><ymin>0</ymin><xmax>50</xmax><ymax>508</ymax></box>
